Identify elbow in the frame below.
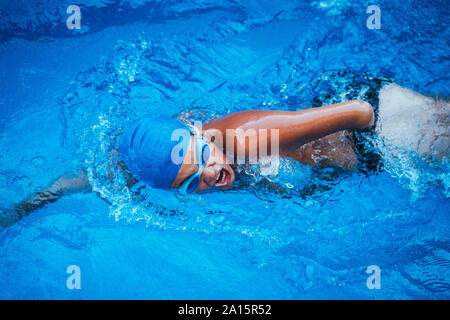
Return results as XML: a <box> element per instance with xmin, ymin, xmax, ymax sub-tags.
<box><xmin>351</xmin><ymin>100</ymin><xmax>374</xmax><ymax>129</ymax></box>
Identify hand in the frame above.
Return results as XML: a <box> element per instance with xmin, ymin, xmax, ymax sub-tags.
<box><xmin>0</xmin><ymin>208</ymin><xmax>20</xmax><ymax>228</ymax></box>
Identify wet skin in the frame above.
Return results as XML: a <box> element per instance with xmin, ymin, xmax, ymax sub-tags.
<box><xmin>173</xmin><ymin>100</ymin><xmax>374</xmax><ymax>192</ymax></box>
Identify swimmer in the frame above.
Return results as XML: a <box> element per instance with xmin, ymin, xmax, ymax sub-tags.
<box><xmin>1</xmin><ymin>83</ymin><xmax>448</xmax><ymax>227</ymax></box>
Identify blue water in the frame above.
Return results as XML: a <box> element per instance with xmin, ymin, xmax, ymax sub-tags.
<box><xmin>0</xmin><ymin>0</ymin><xmax>449</xmax><ymax>299</ymax></box>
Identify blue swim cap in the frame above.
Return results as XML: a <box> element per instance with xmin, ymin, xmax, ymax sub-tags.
<box><xmin>119</xmin><ymin>115</ymin><xmax>190</xmax><ymax>190</ymax></box>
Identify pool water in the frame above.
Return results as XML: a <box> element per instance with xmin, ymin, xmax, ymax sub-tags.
<box><xmin>0</xmin><ymin>0</ymin><xmax>449</xmax><ymax>299</ymax></box>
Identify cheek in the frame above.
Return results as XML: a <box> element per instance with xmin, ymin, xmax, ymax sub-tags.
<box><xmin>196</xmin><ymin>179</ymin><xmax>211</xmax><ymax>192</ymax></box>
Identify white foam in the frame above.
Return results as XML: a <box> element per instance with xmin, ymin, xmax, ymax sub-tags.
<box><xmin>377</xmin><ymin>83</ymin><xmax>449</xmax><ymax>160</ymax></box>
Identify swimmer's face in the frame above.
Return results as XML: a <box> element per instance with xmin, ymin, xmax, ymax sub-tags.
<box><xmin>171</xmin><ymin>134</ymin><xmax>235</xmax><ymax>192</ymax></box>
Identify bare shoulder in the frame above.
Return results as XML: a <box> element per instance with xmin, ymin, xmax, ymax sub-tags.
<box><xmin>288</xmin><ymin>131</ymin><xmax>358</xmax><ymax>170</ymax></box>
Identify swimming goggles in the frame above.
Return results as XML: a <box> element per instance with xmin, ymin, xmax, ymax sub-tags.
<box><xmin>178</xmin><ymin>126</ymin><xmax>210</xmax><ymax>194</ymax></box>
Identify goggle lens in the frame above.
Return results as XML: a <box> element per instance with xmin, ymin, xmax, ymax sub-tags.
<box><xmin>202</xmin><ymin>143</ymin><xmax>210</xmax><ymax>164</ymax></box>
<box><xmin>179</xmin><ymin>129</ymin><xmax>211</xmax><ymax>194</ymax></box>
<box><xmin>186</xmin><ymin>177</ymin><xmax>201</xmax><ymax>194</ymax></box>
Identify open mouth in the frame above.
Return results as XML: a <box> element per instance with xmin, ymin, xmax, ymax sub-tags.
<box><xmin>214</xmin><ymin>167</ymin><xmax>232</xmax><ymax>188</ymax></box>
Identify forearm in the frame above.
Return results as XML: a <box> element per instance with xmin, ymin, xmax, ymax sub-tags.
<box><xmin>14</xmin><ymin>189</ymin><xmax>64</xmax><ymax>217</ymax></box>
<box><xmin>204</xmin><ymin>100</ymin><xmax>374</xmax><ymax>155</ymax></box>
<box><xmin>4</xmin><ymin>170</ymin><xmax>91</xmax><ymax>225</ymax></box>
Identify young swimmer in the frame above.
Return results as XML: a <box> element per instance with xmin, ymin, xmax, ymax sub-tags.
<box><xmin>1</xmin><ymin>83</ymin><xmax>448</xmax><ymax>226</ymax></box>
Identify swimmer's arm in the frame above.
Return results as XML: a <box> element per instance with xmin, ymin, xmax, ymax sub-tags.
<box><xmin>203</xmin><ymin>100</ymin><xmax>374</xmax><ymax>156</ymax></box>
<box><xmin>1</xmin><ymin>170</ymin><xmax>91</xmax><ymax>227</ymax></box>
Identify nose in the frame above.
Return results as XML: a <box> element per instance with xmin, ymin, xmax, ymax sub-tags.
<box><xmin>201</xmin><ymin>166</ymin><xmax>217</xmax><ymax>187</ymax></box>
